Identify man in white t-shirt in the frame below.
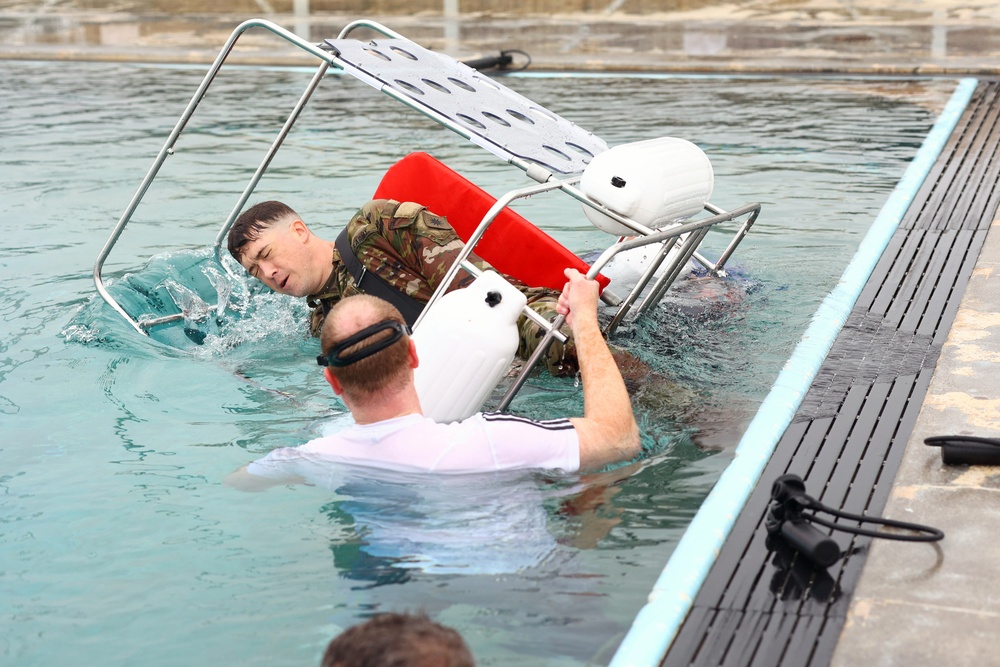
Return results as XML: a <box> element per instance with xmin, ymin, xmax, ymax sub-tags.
<box><xmin>226</xmin><ymin>267</ymin><xmax>640</xmax><ymax>488</ymax></box>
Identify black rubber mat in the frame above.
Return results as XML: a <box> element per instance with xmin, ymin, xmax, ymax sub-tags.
<box><xmin>662</xmin><ymin>79</ymin><xmax>1000</xmax><ymax>667</ymax></box>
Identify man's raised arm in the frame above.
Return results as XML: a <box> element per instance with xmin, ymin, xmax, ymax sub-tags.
<box><xmin>559</xmin><ymin>268</ymin><xmax>641</xmax><ymax>471</ymax></box>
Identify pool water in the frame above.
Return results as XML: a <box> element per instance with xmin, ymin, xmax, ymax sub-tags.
<box><xmin>0</xmin><ymin>60</ymin><xmax>960</xmax><ymax>666</ymax></box>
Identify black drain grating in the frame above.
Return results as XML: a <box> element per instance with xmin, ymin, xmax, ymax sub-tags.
<box><xmin>662</xmin><ymin>80</ymin><xmax>1000</xmax><ymax>667</ymax></box>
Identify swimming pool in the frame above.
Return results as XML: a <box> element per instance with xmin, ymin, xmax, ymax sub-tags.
<box><xmin>0</xmin><ymin>61</ymin><xmax>960</xmax><ymax>665</ymax></box>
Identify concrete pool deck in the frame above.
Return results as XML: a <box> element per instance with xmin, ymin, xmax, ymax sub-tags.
<box><xmin>3</xmin><ymin>2</ymin><xmax>998</xmax><ymax>666</ymax></box>
<box><xmin>1</xmin><ymin>0</ymin><xmax>1000</xmax><ymax>75</ymax></box>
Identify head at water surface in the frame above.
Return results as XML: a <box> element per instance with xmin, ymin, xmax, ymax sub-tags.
<box><xmin>228</xmin><ymin>200</ymin><xmax>333</xmax><ymax>297</ymax></box>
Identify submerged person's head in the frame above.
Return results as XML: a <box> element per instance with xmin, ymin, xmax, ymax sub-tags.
<box><xmin>228</xmin><ymin>200</ymin><xmax>331</xmax><ymax>297</ymax></box>
<box><xmin>319</xmin><ymin>295</ymin><xmax>415</xmax><ymax>401</ymax></box>
<box><xmin>321</xmin><ymin>612</ymin><xmax>475</xmax><ymax>667</ymax></box>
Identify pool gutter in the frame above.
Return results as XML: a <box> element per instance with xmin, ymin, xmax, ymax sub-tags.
<box><xmin>607</xmin><ymin>76</ymin><xmax>979</xmax><ymax>667</ymax></box>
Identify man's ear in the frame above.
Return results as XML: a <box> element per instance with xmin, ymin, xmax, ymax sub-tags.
<box><xmin>407</xmin><ymin>339</ymin><xmax>419</xmax><ymax>369</ymax></box>
<box><xmin>324</xmin><ymin>367</ymin><xmax>344</xmax><ymax>395</ymax></box>
<box><xmin>290</xmin><ymin>218</ymin><xmax>310</xmax><ymax>242</ymax></box>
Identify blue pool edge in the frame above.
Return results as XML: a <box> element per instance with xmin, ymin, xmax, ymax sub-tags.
<box><xmin>607</xmin><ymin>76</ymin><xmax>979</xmax><ymax>667</ymax></box>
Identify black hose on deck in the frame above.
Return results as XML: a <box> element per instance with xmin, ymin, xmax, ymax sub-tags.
<box><xmin>462</xmin><ymin>49</ymin><xmax>532</xmax><ymax>73</ymax></box>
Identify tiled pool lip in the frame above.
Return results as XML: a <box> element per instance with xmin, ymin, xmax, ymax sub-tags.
<box><xmin>607</xmin><ymin>76</ymin><xmax>979</xmax><ymax>667</ymax></box>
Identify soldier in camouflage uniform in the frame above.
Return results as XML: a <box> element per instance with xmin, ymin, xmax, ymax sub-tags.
<box><xmin>228</xmin><ymin>199</ymin><xmax>577</xmax><ymax>375</ymax></box>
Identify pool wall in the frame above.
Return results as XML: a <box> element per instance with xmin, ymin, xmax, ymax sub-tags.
<box><xmin>607</xmin><ymin>76</ymin><xmax>979</xmax><ymax>667</ymax></box>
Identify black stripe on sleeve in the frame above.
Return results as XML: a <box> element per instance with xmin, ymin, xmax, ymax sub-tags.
<box><xmin>481</xmin><ymin>412</ymin><xmax>575</xmax><ymax>431</ymax></box>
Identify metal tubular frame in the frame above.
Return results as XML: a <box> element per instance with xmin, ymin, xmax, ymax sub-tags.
<box><xmin>605</xmin><ymin>203</ymin><xmax>760</xmax><ymax>336</ymax></box>
<box><xmin>93</xmin><ymin>19</ymin><xmax>342</xmax><ymax>334</ymax></box>
<box><xmin>93</xmin><ymin>17</ymin><xmax>760</xmax><ymax>411</ymax></box>
<box><xmin>495</xmin><ymin>201</ymin><xmax>760</xmax><ymax>410</ymax></box>
<box><xmin>93</xmin><ymin>17</ymin><xmax>601</xmax><ymax>334</ymax></box>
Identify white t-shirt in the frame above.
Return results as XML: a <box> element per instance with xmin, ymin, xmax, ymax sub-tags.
<box><xmin>249</xmin><ymin>412</ymin><xmax>580</xmax><ymax>475</ymax></box>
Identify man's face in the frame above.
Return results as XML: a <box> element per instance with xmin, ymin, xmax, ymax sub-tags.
<box><xmin>238</xmin><ymin>220</ymin><xmax>325</xmax><ymax>297</ymax></box>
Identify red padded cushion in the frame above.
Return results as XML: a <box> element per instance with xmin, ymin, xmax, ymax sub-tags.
<box><xmin>372</xmin><ymin>152</ymin><xmax>609</xmax><ymax>292</ymax></box>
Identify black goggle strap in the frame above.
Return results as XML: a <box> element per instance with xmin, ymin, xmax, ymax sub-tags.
<box><xmin>316</xmin><ymin>320</ymin><xmax>410</xmax><ymax>368</ymax></box>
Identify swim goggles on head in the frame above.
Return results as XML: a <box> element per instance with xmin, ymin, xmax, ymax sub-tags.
<box><xmin>316</xmin><ymin>320</ymin><xmax>410</xmax><ymax>368</ymax></box>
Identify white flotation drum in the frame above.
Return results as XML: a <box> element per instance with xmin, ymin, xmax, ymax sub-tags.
<box><xmin>412</xmin><ymin>270</ymin><xmax>527</xmax><ymax>423</ymax></box>
<box><xmin>580</xmin><ymin>137</ymin><xmax>714</xmax><ymax>235</ymax></box>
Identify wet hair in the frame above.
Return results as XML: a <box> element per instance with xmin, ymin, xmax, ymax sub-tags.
<box><xmin>321</xmin><ymin>612</ymin><xmax>475</xmax><ymax>667</ymax></box>
<box><xmin>227</xmin><ymin>200</ymin><xmax>299</xmax><ymax>263</ymax></box>
<box><xmin>321</xmin><ymin>295</ymin><xmax>412</xmax><ymax>398</ymax></box>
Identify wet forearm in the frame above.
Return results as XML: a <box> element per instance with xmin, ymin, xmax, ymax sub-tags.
<box><xmin>572</xmin><ymin>314</ymin><xmax>640</xmax><ymax>466</ymax></box>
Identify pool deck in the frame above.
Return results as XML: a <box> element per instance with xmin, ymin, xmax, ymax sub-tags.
<box><xmin>2</xmin><ymin>1</ymin><xmax>1000</xmax><ymax>76</ymax></box>
<box><xmin>6</xmin><ymin>2</ymin><xmax>1000</xmax><ymax>665</ymax></box>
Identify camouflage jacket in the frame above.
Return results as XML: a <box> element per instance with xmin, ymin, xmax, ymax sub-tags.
<box><xmin>307</xmin><ymin>199</ymin><xmax>483</xmax><ymax>331</ymax></box>
<box><xmin>307</xmin><ymin>199</ymin><xmax>576</xmax><ymax>374</ymax></box>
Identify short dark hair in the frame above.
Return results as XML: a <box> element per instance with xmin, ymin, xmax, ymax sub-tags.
<box><xmin>322</xmin><ymin>612</ymin><xmax>475</xmax><ymax>667</ymax></box>
<box><xmin>227</xmin><ymin>200</ymin><xmax>299</xmax><ymax>263</ymax></box>
<box><xmin>321</xmin><ymin>295</ymin><xmax>412</xmax><ymax>398</ymax></box>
